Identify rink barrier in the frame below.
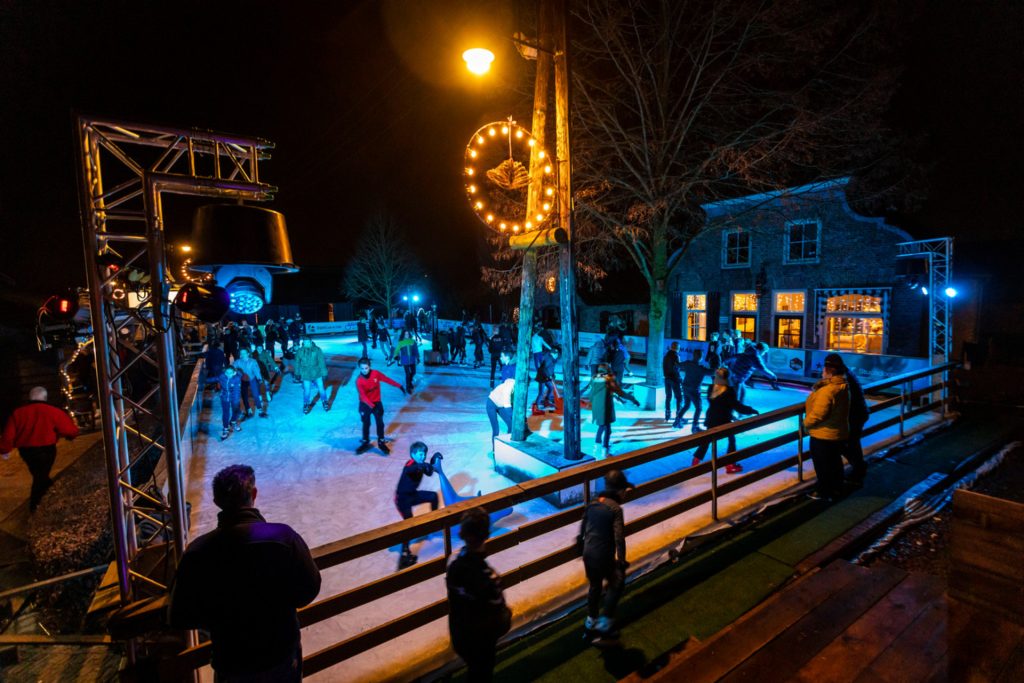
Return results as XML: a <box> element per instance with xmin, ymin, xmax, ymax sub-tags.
<box><xmin>167</xmin><ymin>363</ymin><xmax>955</xmax><ymax>678</ymax></box>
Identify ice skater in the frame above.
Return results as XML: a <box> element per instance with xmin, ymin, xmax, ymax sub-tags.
<box><xmin>534</xmin><ymin>346</ymin><xmax>558</xmax><ymax>411</ymax></box>
<box><xmin>582</xmin><ymin>363</ymin><xmax>640</xmax><ymax>457</ymax></box>
<box><xmin>233</xmin><ymin>348</ymin><xmax>267</xmax><ymax>419</ymax></box>
<box><xmin>355</xmin><ymin>357</ymin><xmax>405</xmax><ymax>455</ymax></box>
<box><xmin>673</xmin><ymin>349</ymin><xmax>712</xmax><ymax>431</ymax></box>
<box><xmin>294</xmin><ymin>336</ymin><xmax>329</xmax><ymax>414</ymax></box>
<box><xmin>394</xmin><ymin>441</ymin><xmax>442</xmax><ymax>569</ymax></box>
<box><xmin>690</xmin><ymin>367</ymin><xmax>758</xmax><ymax>473</ymax></box>
<box><xmin>394</xmin><ymin>330</ymin><xmax>421</xmax><ymax>394</ymax></box>
<box><xmin>662</xmin><ymin>342</ymin><xmax>683</xmax><ymax>420</ymax></box>
<box><xmin>214</xmin><ymin>365</ymin><xmax>243</xmax><ymax>440</ymax></box>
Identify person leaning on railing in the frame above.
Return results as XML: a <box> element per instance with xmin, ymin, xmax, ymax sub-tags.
<box><xmin>803</xmin><ymin>356</ymin><xmax>851</xmax><ymax>502</ymax></box>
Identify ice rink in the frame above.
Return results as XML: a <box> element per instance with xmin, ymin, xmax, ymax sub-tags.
<box><xmin>184</xmin><ymin>334</ymin><xmax>943</xmax><ymax>681</ymax></box>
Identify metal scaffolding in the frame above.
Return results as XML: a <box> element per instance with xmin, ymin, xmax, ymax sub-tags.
<box><xmin>75</xmin><ymin>116</ymin><xmax>276</xmax><ymax>605</ymax></box>
<box><xmin>897</xmin><ymin>237</ymin><xmax>954</xmax><ymax>364</ymax></box>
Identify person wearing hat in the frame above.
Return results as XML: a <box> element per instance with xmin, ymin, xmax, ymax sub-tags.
<box><xmin>824</xmin><ymin>353</ymin><xmax>869</xmax><ymax>484</ymax></box>
<box><xmin>577</xmin><ymin>469</ymin><xmax>634</xmax><ymax>635</ymax></box>
<box><xmin>690</xmin><ymin>366</ymin><xmax>759</xmax><ymax>473</ymax></box>
<box><xmin>805</xmin><ymin>356</ymin><xmax>851</xmax><ymax>500</ymax></box>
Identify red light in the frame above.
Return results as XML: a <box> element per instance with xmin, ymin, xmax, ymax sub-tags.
<box><xmin>180</xmin><ymin>290</ymin><xmax>189</xmax><ymax>303</ymax></box>
<box><xmin>59</xmin><ymin>299</ymin><xmax>70</xmax><ymax>313</ymax></box>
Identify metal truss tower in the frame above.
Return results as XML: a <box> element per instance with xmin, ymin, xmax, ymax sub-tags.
<box><xmin>897</xmin><ymin>237</ymin><xmax>954</xmax><ymax>364</ymax></box>
<box><xmin>75</xmin><ymin>116</ymin><xmax>276</xmax><ymax>604</ymax></box>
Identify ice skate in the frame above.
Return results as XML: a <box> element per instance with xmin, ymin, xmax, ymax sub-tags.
<box><xmin>220</xmin><ymin>428</ymin><xmax>230</xmax><ymax>441</ymax></box>
<box><xmin>355</xmin><ymin>440</ymin><xmax>372</xmax><ymax>455</ymax></box>
<box><xmin>232</xmin><ymin>421</ymin><xmax>242</xmax><ymax>432</ymax></box>
<box><xmin>322</xmin><ymin>400</ymin><xmax>330</xmax><ymax>412</ymax></box>
<box><xmin>258</xmin><ymin>410</ymin><xmax>268</xmax><ymax>418</ymax></box>
<box><xmin>378</xmin><ymin>441</ymin><xmax>391</xmax><ymax>455</ymax></box>
<box><xmin>397</xmin><ymin>549</ymin><xmax>418</xmax><ymax>570</ymax></box>
<box><xmin>303</xmin><ymin>403</ymin><xmax>313</xmax><ymax>415</ymax></box>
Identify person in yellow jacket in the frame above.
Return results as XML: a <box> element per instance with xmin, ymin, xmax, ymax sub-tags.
<box><xmin>804</xmin><ymin>356</ymin><xmax>850</xmax><ymax>501</ymax></box>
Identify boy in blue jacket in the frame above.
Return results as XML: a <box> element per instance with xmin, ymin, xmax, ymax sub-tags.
<box><xmin>215</xmin><ymin>365</ymin><xmax>243</xmax><ymax>440</ymax></box>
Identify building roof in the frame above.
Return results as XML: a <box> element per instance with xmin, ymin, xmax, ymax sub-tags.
<box><xmin>700</xmin><ymin>177</ymin><xmax>851</xmax><ymax>220</ymax></box>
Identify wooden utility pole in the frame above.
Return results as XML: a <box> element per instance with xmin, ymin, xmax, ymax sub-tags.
<box><xmin>511</xmin><ymin>2</ymin><xmax>553</xmax><ymax>441</ymax></box>
<box><xmin>552</xmin><ymin>0</ymin><xmax>581</xmax><ymax>459</ymax></box>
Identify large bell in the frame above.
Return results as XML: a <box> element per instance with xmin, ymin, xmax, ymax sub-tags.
<box><xmin>188</xmin><ymin>204</ymin><xmax>298</xmax><ymax>273</ymax></box>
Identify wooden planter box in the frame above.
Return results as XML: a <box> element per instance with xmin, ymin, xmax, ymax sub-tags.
<box><xmin>949</xmin><ymin>488</ymin><xmax>1024</xmax><ymax>625</ymax></box>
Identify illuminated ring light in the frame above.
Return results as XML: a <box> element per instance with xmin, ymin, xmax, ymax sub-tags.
<box><xmin>464</xmin><ymin>120</ymin><xmax>556</xmax><ymax>234</ymax></box>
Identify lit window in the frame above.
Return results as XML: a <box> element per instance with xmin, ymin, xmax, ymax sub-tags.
<box><xmin>823</xmin><ymin>291</ymin><xmax>887</xmax><ymax>354</ymax></box>
<box><xmin>722</xmin><ymin>229</ymin><xmax>751</xmax><ymax>268</ymax></box>
<box><xmin>684</xmin><ymin>293</ymin><xmax>707</xmax><ymax>341</ymax></box>
<box><xmin>732</xmin><ymin>292</ymin><xmax>758</xmax><ymax>312</ymax></box>
<box><xmin>733</xmin><ymin>315</ymin><xmax>756</xmax><ymax>340</ymax></box>
<box><xmin>784</xmin><ymin>220</ymin><xmax>821</xmax><ymax>264</ymax></box>
<box><xmin>776</xmin><ymin>317</ymin><xmax>802</xmax><ymax>348</ymax></box>
<box><xmin>774</xmin><ymin>292</ymin><xmax>805</xmax><ymax>313</ymax></box>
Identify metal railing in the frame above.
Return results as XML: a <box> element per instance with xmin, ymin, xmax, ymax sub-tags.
<box><xmin>168</xmin><ymin>362</ymin><xmax>955</xmax><ymax>678</ymax></box>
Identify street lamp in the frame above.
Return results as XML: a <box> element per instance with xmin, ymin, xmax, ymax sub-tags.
<box><xmin>463</xmin><ymin>48</ymin><xmax>495</xmax><ymax>75</ymax></box>
<box><xmin>463</xmin><ymin>0</ymin><xmax>581</xmax><ymax>461</ymax></box>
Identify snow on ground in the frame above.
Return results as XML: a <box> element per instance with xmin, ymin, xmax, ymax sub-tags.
<box><xmin>184</xmin><ymin>334</ymin><xmax>943</xmax><ymax>682</ymax></box>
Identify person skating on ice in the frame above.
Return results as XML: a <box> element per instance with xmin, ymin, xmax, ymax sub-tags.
<box><xmin>233</xmin><ymin>348</ymin><xmax>268</xmax><ymax>418</ymax></box>
<box><xmin>355</xmin><ymin>357</ymin><xmax>405</xmax><ymax>455</ymax></box>
<box><xmin>294</xmin><ymin>336</ymin><xmax>329</xmax><ymax>414</ymax></box>
<box><xmin>673</xmin><ymin>348</ymin><xmax>712</xmax><ymax>431</ymax></box>
<box><xmin>214</xmin><ymin>365</ymin><xmax>244</xmax><ymax>440</ymax></box>
<box><xmin>690</xmin><ymin>366</ymin><xmax>758</xmax><ymax>473</ymax></box>
<box><xmin>394</xmin><ymin>441</ymin><xmax>442</xmax><ymax>568</ymax></box>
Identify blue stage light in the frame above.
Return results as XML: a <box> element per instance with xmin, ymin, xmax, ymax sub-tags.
<box><xmin>944</xmin><ymin>287</ymin><xmax>957</xmax><ymax>298</ymax></box>
<box><xmin>413</xmin><ymin>294</ymin><xmax>420</xmax><ymax>302</ymax></box>
<box><xmin>920</xmin><ymin>286</ymin><xmax>928</xmax><ymax>295</ymax></box>
<box><xmin>226</xmin><ymin>278</ymin><xmax>266</xmax><ymax>314</ymax></box>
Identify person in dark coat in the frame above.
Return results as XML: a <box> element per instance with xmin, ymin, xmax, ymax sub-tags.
<box><xmin>606</xmin><ymin>338</ymin><xmax>632</xmax><ymax>387</ymax></box>
<box><xmin>446</xmin><ymin>507</ymin><xmax>510</xmax><ymax>682</ymax></box>
<box><xmin>214</xmin><ymin>365</ymin><xmax>244</xmax><ymax>440</ymax></box>
<box><xmin>690</xmin><ymin>367</ymin><xmax>758</xmax><ymax>473</ymax></box>
<box><xmin>1</xmin><ymin>386</ymin><xmax>79</xmax><ymax>512</ymax></box>
<box><xmin>369</xmin><ymin>313</ymin><xmax>379</xmax><ymax>349</ymax></box>
<box><xmin>357</xmin><ymin>319</ymin><xmax>370</xmax><ymax>359</ymax></box>
<box><xmin>535</xmin><ymin>347</ymin><xmax>558</xmax><ymax>411</ymax></box>
<box><xmin>578</xmin><ymin>469</ymin><xmax>633</xmax><ymax>635</ymax></box>
<box><xmin>724</xmin><ymin>342</ymin><xmax>777</xmax><ymax>404</ymax></box>
<box><xmin>204</xmin><ymin>341</ymin><xmax>227</xmax><ymax>384</ymax></box>
<box><xmin>169</xmin><ymin>465</ymin><xmax>321</xmax><ymax>682</ymax></box>
<box><xmin>264</xmin><ymin>321</ymin><xmax>279</xmax><ymax>359</ymax></box>
<box><xmin>471</xmin><ymin>324</ymin><xmax>487</xmax><ymax>369</ymax></box>
<box><xmin>222</xmin><ymin>323</ymin><xmax>239</xmax><ymax>362</ymax></box>
<box><xmin>704</xmin><ymin>340</ymin><xmax>721</xmax><ymax>372</ymax></box>
<box><xmin>487</xmin><ymin>331</ymin><xmax>504</xmax><ymax>387</ymax></box>
<box><xmin>395</xmin><ymin>441</ymin><xmax>441</xmax><ymax>567</ymax></box>
<box><xmin>674</xmin><ymin>349</ymin><xmax>712</xmax><ymax>431</ymax></box>
<box><xmin>825</xmin><ymin>353</ymin><xmax>869</xmax><ymax>484</ymax></box>
<box><xmin>662</xmin><ymin>342</ymin><xmax>683</xmax><ymax>421</ymax></box>
<box><xmin>582</xmin><ymin>364</ymin><xmax>640</xmax><ymax>457</ymax></box>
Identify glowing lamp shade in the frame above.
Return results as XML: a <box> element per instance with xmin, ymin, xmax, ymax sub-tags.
<box><xmin>463</xmin><ymin>48</ymin><xmax>494</xmax><ymax>75</ymax></box>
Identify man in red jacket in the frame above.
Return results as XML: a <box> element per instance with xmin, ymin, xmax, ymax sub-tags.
<box><xmin>1</xmin><ymin>386</ymin><xmax>79</xmax><ymax>512</ymax></box>
<box><xmin>355</xmin><ymin>357</ymin><xmax>405</xmax><ymax>455</ymax></box>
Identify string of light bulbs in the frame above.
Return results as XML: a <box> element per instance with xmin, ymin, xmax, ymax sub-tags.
<box><xmin>464</xmin><ymin>118</ymin><xmax>555</xmax><ymax>234</ymax></box>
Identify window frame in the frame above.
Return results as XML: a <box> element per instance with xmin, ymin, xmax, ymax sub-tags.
<box><xmin>820</xmin><ymin>290</ymin><xmax>888</xmax><ymax>355</ymax></box>
<box><xmin>721</xmin><ymin>228</ymin><xmax>752</xmax><ymax>269</ymax></box>
<box><xmin>783</xmin><ymin>219</ymin><xmax>822</xmax><ymax>265</ymax></box>
<box><xmin>771</xmin><ymin>289</ymin><xmax>806</xmax><ymax>349</ymax></box>
<box><xmin>683</xmin><ymin>292</ymin><xmax>707</xmax><ymax>341</ymax></box>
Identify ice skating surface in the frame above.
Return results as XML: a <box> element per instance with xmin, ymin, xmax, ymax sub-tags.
<box><xmin>184</xmin><ymin>334</ymin><xmax>941</xmax><ymax>682</ymax></box>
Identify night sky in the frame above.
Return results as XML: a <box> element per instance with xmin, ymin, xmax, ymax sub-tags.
<box><xmin>1</xmin><ymin>1</ymin><xmax>1021</xmax><ymax>311</ymax></box>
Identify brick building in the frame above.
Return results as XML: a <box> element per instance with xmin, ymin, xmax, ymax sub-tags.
<box><xmin>670</xmin><ymin>178</ymin><xmax>927</xmax><ymax>359</ymax></box>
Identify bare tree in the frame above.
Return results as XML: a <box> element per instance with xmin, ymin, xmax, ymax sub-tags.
<box><xmin>344</xmin><ymin>212</ymin><xmax>417</xmax><ymax>315</ymax></box>
<box><xmin>562</xmin><ymin>0</ymin><xmax>905</xmax><ymax>393</ymax></box>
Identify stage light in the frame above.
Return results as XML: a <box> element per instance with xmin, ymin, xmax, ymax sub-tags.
<box><xmin>188</xmin><ymin>204</ymin><xmax>298</xmax><ymax>316</ymax></box>
<box><xmin>413</xmin><ymin>294</ymin><xmax>420</xmax><ymax>302</ymax></box>
<box><xmin>43</xmin><ymin>292</ymin><xmax>79</xmax><ymax>320</ymax></box>
<box><xmin>921</xmin><ymin>286</ymin><xmax>928</xmax><ymax>295</ymax></box>
<box><xmin>944</xmin><ymin>287</ymin><xmax>957</xmax><ymax>298</ymax></box>
<box><xmin>174</xmin><ymin>282</ymin><xmax>230</xmax><ymax>322</ymax></box>
<box><xmin>403</xmin><ymin>295</ymin><xmax>409</xmax><ymax>302</ymax></box>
